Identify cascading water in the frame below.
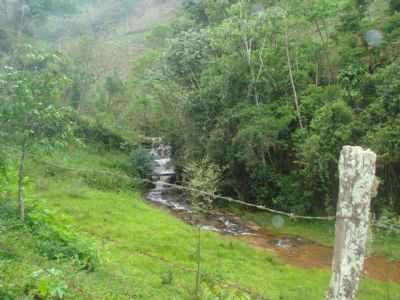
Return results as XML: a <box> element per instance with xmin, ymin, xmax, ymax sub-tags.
<box><xmin>147</xmin><ymin>144</ymin><xmax>191</xmax><ymax>211</ymax></box>
<box><xmin>146</xmin><ymin>141</ymin><xmax>254</xmax><ymax>235</ymax></box>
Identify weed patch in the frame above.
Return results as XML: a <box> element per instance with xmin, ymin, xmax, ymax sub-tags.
<box><xmin>26</xmin><ymin>207</ymin><xmax>99</xmax><ymax>271</ymax></box>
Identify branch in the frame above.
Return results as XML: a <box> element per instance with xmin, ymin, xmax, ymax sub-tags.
<box><xmin>284</xmin><ymin>17</ymin><xmax>304</xmax><ymax>129</ymax></box>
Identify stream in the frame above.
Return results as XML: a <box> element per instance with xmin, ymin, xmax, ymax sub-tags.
<box><xmin>145</xmin><ymin>143</ymin><xmax>400</xmax><ymax>284</ymax></box>
<box><xmin>147</xmin><ymin>143</ymin><xmax>254</xmax><ymax>235</ymax></box>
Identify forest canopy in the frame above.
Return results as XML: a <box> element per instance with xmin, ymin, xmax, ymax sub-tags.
<box><xmin>126</xmin><ymin>0</ymin><xmax>400</xmax><ymax>216</ymax></box>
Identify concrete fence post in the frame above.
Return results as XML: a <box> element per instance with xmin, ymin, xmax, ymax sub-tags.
<box><xmin>326</xmin><ymin>146</ymin><xmax>377</xmax><ymax>300</ymax></box>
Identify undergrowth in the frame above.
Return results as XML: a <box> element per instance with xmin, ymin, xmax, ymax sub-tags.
<box><xmin>0</xmin><ymin>199</ymin><xmax>98</xmax><ymax>299</ymax></box>
<box><xmin>26</xmin><ymin>205</ymin><xmax>99</xmax><ymax>271</ymax></box>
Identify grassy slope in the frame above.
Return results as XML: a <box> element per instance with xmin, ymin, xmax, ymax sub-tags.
<box><xmin>1</xmin><ymin>146</ymin><xmax>398</xmax><ymax>299</ymax></box>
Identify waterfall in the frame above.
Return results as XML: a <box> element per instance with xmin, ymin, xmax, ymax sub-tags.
<box><xmin>150</xmin><ymin>144</ymin><xmax>175</xmax><ymax>176</ymax></box>
<box><xmin>147</xmin><ymin>142</ymin><xmax>189</xmax><ymax>211</ymax></box>
<box><xmin>145</xmin><ymin>140</ymin><xmax>253</xmax><ymax>235</ymax></box>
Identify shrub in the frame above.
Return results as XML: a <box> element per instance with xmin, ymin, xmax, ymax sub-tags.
<box><xmin>26</xmin><ymin>208</ymin><xmax>99</xmax><ymax>271</ymax></box>
<box><xmin>0</xmin><ymin>279</ymin><xmax>18</xmax><ymax>300</ymax></box>
<box><xmin>375</xmin><ymin>209</ymin><xmax>400</xmax><ymax>235</ymax></box>
<box><xmin>199</xmin><ymin>282</ymin><xmax>252</xmax><ymax>300</ymax></box>
<box><xmin>82</xmin><ymin>169</ymin><xmax>134</xmax><ymax>191</ymax></box>
<box><xmin>184</xmin><ymin>158</ymin><xmax>222</xmax><ymax>212</ymax></box>
<box><xmin>0</xmin><ymin>151</ymin><xmax>10</xmax><ymax>202</ymax></box>
<box><xmin>129</xmin><ymin>147</ymin><xmax>153</xmax><ymax>178</ymax></box>
<box><xmin>75</xmin><ymin>117</ymin><xmax>131</xmax><ymax>151</ymax></box>
<box><xmin>160</xmin><ymin>269</ymin><xmax>174</xmax><ymax>285</ymax></box>
<box><xmin>30</xmin><ymin>268</ymin><xmax>68</xmax><ymax>300</ymax></box>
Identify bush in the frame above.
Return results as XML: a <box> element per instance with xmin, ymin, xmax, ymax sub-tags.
<box><xmin>129</xmin><ymin>147</ymin><xmax>153</xmax><ymax>178</ymax></box>
<box><xmin>75</xmin><ymin>117</ymin><xmax>130</xmax><ymax>151</ymax></box>
<box><xmin>196</xmin><ymin>277</ymin><xmax>252</xmax><ymax>300</ymax></box>
<box><xmin>0</xmin><ymin>201</ymin><xmax>88</xmax><ymax>299</ymax></box>
<box><xmin>26</xmin><ymin>208</ymin><xmax>99</xmax><ymax>271</ymax></box>
<box><xmin>0</xmin><ymin>280</ymin><xmax>18</xmax><ymax>300</ymax></box>
<box><xmin>201</xmin><ymin>285</ymin><xmax>251</xmax><ymax>300</ymax></box>
<box><xmin>43</xmin><ymin>160</ymin><xmax>136</xmax><ymax>192</ymax></box>
<box><xmin>184</xmin><ymin>158</ymin><xmax>222</xmax><ymax>212</ymax></box>
<box><xmin>0</xmin><ymin>148</ymin><xmax>8</xmax><ymax>195</ymax></box>
<box><xmin>81</xmin><ymin>169</ymin><xmax>134</xmax><ymax>191</ymax></box>
<box><xmin>0</xmin><ymin>170</ymin><xmax>8</xmax><ymax>202</ymax></box>
<box><xmin>30</xmin><ymin>268</ymin><xmax>69</xmax><ymax>300</ymax></box>
<box><xmin>375</xmin><ymin>209</ymin><xmax>400</xmax><ymax>235</ymax></box>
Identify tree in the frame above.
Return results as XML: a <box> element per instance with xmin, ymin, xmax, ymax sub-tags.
<box><xmin>284</xmin><ymin>13</ymin><xmax>304</xmax><ymax>129</ymax></box>
<box><xmin>184</xmin><ymin>158</ymin><xmax>221</xmax><ymax>299</ymax></box>
<box><xmin>0</xmin><ymin>45</ymin><xmax>75</xmax><ymax>221</ymax></box>
<box><xmin>389</xmin><ymin>0</ymin><xmax>400</xmax><ymax>13</ymax></box>
<box><xmin>183</xmin><ymin>0</ymin><xmax>234</xmax><ymax>26</ymax></box>
<box><xmin>0</xmin><ymin>146</ymin><xmax>7</xmax><ymax>202</ymax></box>
<box><xmin>0</xmin><ymin>0</ymin><xmax>9</xmax><ymax>21</ymax></box>
<box><xmin>128</xmin><ymin>0</ymin><xmax>400</xmax><ymax>216</ymax></box>
<box><xmin>104</xmin><ymin>72</ymin><xmax>124</xmax><ymax>110</ymax></box>
<box><xmin>22</xmin><ymin>0</ymin><xmax>76</xmax><ymax>22</ymax></box>
<box><xmin>65</xmin><ymin>36</ymin><xmax>96</xmax><ymax>114</ymax></box>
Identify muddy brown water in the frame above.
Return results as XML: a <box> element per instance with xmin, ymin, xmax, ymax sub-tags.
<box><xmin>147</xmin><ymin>185</ymin><xmax>400</xmax><ymax>284</ymax></box>
<box><xmin>236</xmin><ymin>220</ymin><xmax>400</xmax><ymax>283</ymax></box>
<box><xmin>147</xmin><ymin>145</ymin><xmax>400</xmax><ymax>284</ymax></box>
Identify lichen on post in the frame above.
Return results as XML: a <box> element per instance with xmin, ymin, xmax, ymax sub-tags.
<box><xmin>326</xmin><ymin>146</ymin><xmax>377</xmax><ymax>300</ymax></box>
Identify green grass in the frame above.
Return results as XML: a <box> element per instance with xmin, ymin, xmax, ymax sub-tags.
<box><xmin>35</xmin><ymin>183</ymin><xmax>400</xmax><ymax>299</ymax></box>
<box><xmin>1</xmin><ymin>146</ymin><xmax>400</xmax><ymax>299</ymax></box>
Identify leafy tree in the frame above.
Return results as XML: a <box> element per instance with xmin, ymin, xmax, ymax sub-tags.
<box><xmin>0</xmin><ymin>46</ymin><xmax>75</xmax><ymax>221</ymax></box>
<box><xmin>166</xmin><ymin>29</ymin><xmax>213</xmax><ymax>88</ymax></box>
<box><xmin>25</xmin><ymin>0</ymin><xmax>76</xmax><ymax>18</ymax></box>
<box><xmin>184</xmin><ymin>158</ymin><xmax>221</xmax><ymax>298</ymax></box>
<box><xmin>0</xmin><ymin>0</ymin><xmax>76</xmax><ymax>38</ymax></box>
<box><xmin>0</xmin><ymin>148</ymin><xmax>8</xmax><ymax>202</ymax></box>
<box><xmin>184</xmin><ymin>158</ymin><xmax>221</xmax><ymax>212</ymax></box>
<box><xmin>389</xmin><ymin>0</ymin><xmax>400</xmax><ymax>14</ymax></box>
<box><xmin>183</xmin><ymin>0</ymin><xmax>234</xmax><ymax>26</ymax></box>
<box><xmin>104</xmin><ymin>72</ymin><xmax>124</xmax><ymax>109</ymax></box>
<box><xmin>70</xmin><ymin>80</ymin><xmax>81</xmax><ymax>110</ymax></box>
<box><xmin>297</xmin><ymin>100</ymin><xmax>353</xmax><ymax>212</ymax></box>
<box><xmin>128</xmin><ymin>0</ymin><xmax>400</xmax><ymax>216</ymax></box>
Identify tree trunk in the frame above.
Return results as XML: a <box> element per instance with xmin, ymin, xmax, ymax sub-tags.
<box><xmin>194</xmin><ymin>225</ymin><xmax>201</xmax><ymax>299</ymax></box>
<box><xmin>284</xmin><ymin>18</ymin><xmax>304</xmax><ymax>129</ymax></box>
<box><xmin>17</xmin><ymin>136</ymin><xmax>27</xmax><ymax>221</ymax></box>
<box><xmin>326</xmin><ymin>146</ymin><xmax>377</xmax><ymax>300</ymax></box>
<box><xmin>1</xmin><ymin>0</ymin><xmax>8</xmax><ymax>21</ymax></box>
<box><xmin>16</xmin><ymin>0</ymin><xmax>26</xmax><ymax>47</ymax></box>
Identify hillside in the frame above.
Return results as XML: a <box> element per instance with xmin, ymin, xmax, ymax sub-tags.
<box><xmin>36</xmin><ymin>0</ymin><xmax>180</xmax><ymax>78</ymax></box>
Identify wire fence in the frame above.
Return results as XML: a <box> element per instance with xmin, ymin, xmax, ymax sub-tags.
<box><xmin>0</xmin><ymin>140</ymin><xmax>396</xmax><ymax>232</ymax></box>
<box><xmin>29</xmin><ymin>156</ymin><xmax>400</xmax><ymax>232</ymax></box>
<box><xmin>1</xmin><ymin>142</ymin><xmax>399</xmax><ymax>232</ymax></box>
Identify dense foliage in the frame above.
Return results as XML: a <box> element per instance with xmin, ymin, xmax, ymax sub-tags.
<box><xmin>127</xmin><ymin>0</ymin><xmax>400</xmax><ymax>215</ymax></box>
<box><xmin>184</xmin><ymin>158</ymin><xmax>222</xmax><ymax>212</ymax></box>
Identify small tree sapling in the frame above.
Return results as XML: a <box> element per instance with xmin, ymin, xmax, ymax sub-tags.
<box><xmin>0</xmin><ymin>45</ymin><xmax>75</xmax><ymax>221</ymax></box>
